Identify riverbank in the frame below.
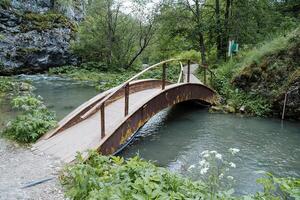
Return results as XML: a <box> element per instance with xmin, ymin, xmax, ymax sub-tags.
<box><xmin>210</xmin><ymin>29</ymin><xmax>300</xmax><ymax>119</ymax></box>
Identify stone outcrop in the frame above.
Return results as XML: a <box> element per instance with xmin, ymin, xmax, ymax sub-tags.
<box><xmin>0</xmin><ymin>0</ymin><xmax>86</xmax><ymax>75</ymax></box>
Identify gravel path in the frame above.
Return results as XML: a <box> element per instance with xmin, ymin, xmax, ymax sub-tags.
<box><xmin>0</xmin><ymin>138</ymin><xmax>66</xmax><ymax>200</ymax></box>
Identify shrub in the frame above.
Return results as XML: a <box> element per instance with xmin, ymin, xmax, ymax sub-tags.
<box><xmin>2</xmin><ymin>95</ymin><xmax>57</xmax><ymax>143</ymax></box>
<box><xmin>61</xmin><ymin>151</ymin><xmax>300</xmax><ymax>200</ymax></box>
<box><xmin>61</xmin><ymin>151</ymin><xmax>211</xmax><ymax>200</ymax></box>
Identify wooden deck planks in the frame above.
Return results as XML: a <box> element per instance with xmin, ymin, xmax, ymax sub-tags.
<box><xmin>33</xmin><ymin>88</ymin><xmax>161</xmax><ymax>162</ymax></box>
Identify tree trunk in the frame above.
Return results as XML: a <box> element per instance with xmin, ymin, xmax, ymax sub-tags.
<box><xmin>106</xmin><ymin>0</ymin><xmax>113</xmax><ymax>67</ymax></box>
<box><xmin>215</xmin><ymin>0</ymin><xmax>222</xmax><ymax>61</ymax></box>
<box><xmin>199</xmin><ymin>33</ymin><xmax>206</xmax><ymax>65</ymax></box>
<box><xmin>223</xmin><ymin>0</ymin><xmax>231</xmax><ymax>60</ymax></box>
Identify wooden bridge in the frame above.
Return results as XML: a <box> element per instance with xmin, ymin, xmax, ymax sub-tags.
<box><xmin>33</xmin><ymin>59</ymin><xmax>217</xmax><ymax>162</ymax></box>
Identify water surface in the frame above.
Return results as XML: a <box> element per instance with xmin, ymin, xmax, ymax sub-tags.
<box><xmin>1</xmin><ymin>75</ymin><xmax>299</xmax><ymax>195</ymax></box>
<box><xmin>119</xmin><ymin>102</ymin><xmax>300</xmax><ymax>195</ymax></box>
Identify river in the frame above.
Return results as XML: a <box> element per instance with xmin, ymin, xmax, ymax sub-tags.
<box><xmin>1</xmin><ymin>75</ymin><xmax>299</xmax><ymax>195</ymax></box>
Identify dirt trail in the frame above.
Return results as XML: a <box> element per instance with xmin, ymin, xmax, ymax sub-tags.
<box><xmin>0</xmin><ymin>138</ymin><xmax>65</xmax><ymax>200</ymax></box>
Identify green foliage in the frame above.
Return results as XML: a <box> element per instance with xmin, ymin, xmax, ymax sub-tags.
<box><xmin>175</xmin><ymin>50</ymin><xmax>202</xmax><ymax>63</ymax></box>
<box><xmin>212</xmin><ymin>29</ymin><xmax>299</xmax><ymax>116</ymax></box>
<box><xmin>61</xmin><ymin>151</ymin><xmax>210</xmax><ymax>200</ymax></box>
<box><xmin>61</xmin><ymin>151</ymin><xmax>300</xmax><ymax>200</ymax></box>
<box><xmin>253</xmin><ymin>173</ymin><xmax>300</xmax><ymax>200</ymax></box>
<box><xmin>49</xmin><ymin>62</ymin><xmax>181</xmax><ymax>91</ymax></box>
<box><xmin>2</xmin><ymin>95</ymin><xmax>57</xmax><ymax>143</ymax></box>
<box><xmin>21</xmin><ymin>12</ymin><xmax>75</xmax><ymax>32</ymax></box>
<box><xmin>71</xmin><ymin>0</ymin><xmax>156</xmax><ymax>69</ymax></box>
<box><xmin>0</xmin><ymin>77</ymin><xmax>18</xmax><ymax>95</ymax></box>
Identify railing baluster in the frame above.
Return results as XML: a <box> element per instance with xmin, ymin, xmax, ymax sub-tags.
<box><xmin>124</xmin><ymin>83</ymin><xmax>129</xmax><ymax>116</ymax></box>
<box><xmin>187</xmin><ymin>60</ymin><xmax>190</xmax><ymax>83</ymax></box>
<box><xmin>162</xmin><ymin>63</ymin><xmax>166</xmax><ymax>90</ymax></box>
<box><xmin>100</xmin><ymin>103</ymin><xmax>105</xmax><ymax>139</ymax></box>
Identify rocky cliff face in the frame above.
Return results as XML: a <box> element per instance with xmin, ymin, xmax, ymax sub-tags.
<box><xmin>0</xmin><ymin>0</ymin><xmax>85</xmax><ymax>75</ymax></box>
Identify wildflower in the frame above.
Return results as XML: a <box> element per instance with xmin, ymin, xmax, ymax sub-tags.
<box><xmin>227</xmin><ymin>176</ymin><xmax>234</xmax><ymax>180</ymax></box>
<box><xmin>229</xmin><ymin>162</ymin><xmax>236</xmax><ymax>168</ymax></box>
<box><xmin>200</xmin><ymin>167</ymin><xmax>209</xmax><ymax>175</ymax></box>
<box><xmin>188</xmin><ymin>165</ymin><xmax>195</xmax><ymax>170</ymax></box>
<box><xmin>203</xmin><ymin>153</ymin><xmax>210</xmax><ymax>158</ymax></box>
<box><xmin>210</xmin><ymin>150</ymin><xmax>217</xmax><ymax>154</ymax></box>
<box><xmin>219</xmin><ymin>173</ymin><xmax>224</xmax><ymax>179</ymax></box>
<box><xmin>229</xmin><ymin>148</ymin><xmax>240</xmax><ymax>155</ymax></box>
<box><xmin>199</xmin><ymin>159</ymin><xmax>207</xmax><ymax>167</ymax></box>
<box><xmin>200</xmin><ymin>150</ymin><xmax>209</xmax><ymax>156</ymax></box>
<box><xmin>215</xmin><ymin>153</ymin><xmax>222</xmax><ymax>160</ymax></box>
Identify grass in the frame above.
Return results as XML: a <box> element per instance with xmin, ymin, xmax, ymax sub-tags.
<box><xmin>212</xmin><ymin>28</ymin><xmax>300</xmax><ymax>116</ymax></box>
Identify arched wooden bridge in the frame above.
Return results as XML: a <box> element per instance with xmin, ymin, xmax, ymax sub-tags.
<box><xmin>33</xmin><ymin>59</ymin><xmax>217</xmax><ymax>162</ymax></box>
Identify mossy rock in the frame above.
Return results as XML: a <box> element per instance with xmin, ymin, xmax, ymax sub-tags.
<box><xmin>20</xmin><ymin>11</ymin><xmax>76</xmax><ymax>32</ymax></box>
<box><xmin>0</xmin><ymin>0</ymin><xmax>11</xmax><ymax>9</ymax></box>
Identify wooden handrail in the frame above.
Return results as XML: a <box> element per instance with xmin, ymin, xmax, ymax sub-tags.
<box><xmin>177</xmin><ymin>62</ymin><xmax>184</xmax><ymax>83</ymax></box>
<box><xmin>81</xmin><ymin>58</ymin><xmax>180</xmax><ymax>120</ymax></box>
<box><xmin>79</xmin><ymin>58</ymin><xmax>194</xmax><ymax>139</ymax></box>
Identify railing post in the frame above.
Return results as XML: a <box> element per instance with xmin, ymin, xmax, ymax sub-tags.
<box><xmin>124</xmin><ymin>83</ymin><xmax>129</xmax><ymax>116</ymax></box>
<box><xmin>162</xmin><ymin>63</ymin><xmax>166</xmax><ymax>90</ymax></box>
<box><xmin>187</xmin><ymin>60</ymin><xmax>190</xmax><ymax>83</ymax></box>
<box><xmin>100</xmin><ymin>103</ymin><xmax>105</xmax><ymax>139</ymax></box>
<box><xmin>203</xmin><ymin>65</ymin><xmax>207</xmax><ymax>85</ymax></box>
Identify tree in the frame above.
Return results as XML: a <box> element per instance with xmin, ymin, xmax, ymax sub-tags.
<box><xmin>72</xmin><ymin>0</ymin><xmax>158</xmax><ymax>70</ymax></box>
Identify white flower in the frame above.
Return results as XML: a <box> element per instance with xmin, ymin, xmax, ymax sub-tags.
<box><xmin>199</xmin><ymin>160</ymin><xmax>207</xmax><ymax>167</ymax></box>
<box><xmin>229</xmin><ymin>148</ymin><xmax>240</xmax><ymax>155</ymax></box>
<box><xmin>219</xmin><ymin>173</ymin><xmax>224</xmax><ymax>179</ymax></box>
<box><xmin>229</xmin><ymin>162</ymin><xmax>236</xmax><ymax>168</ymax></box>
<box><xmin>210</xmin><ymin>150</ymin><xmax>217</xmax><ymax>154</ymax></box>
<box><xmin>200</xmin><ymin>167</ymin><xmax>209</xmax><ymax>175</ymax></box>
<box><xmin>201</xmin><ymin>150</ymin><xmax>209</xmax><ymax>156</ymax></box>
<box><xmin>188</xmin><ymin>165</ymin><xmax>195</xmax><ymax>170</ymax></box>
<box><xmin>203</xmin><ymin>153</ymin><xmax>210</xmax><ymax>158</ymax></box>
<box><xmin>215</xmin><ymin>153</ymin><xmax>222</xmax><ymax>160</ymax></box>
<box><xmin>227</xmin><ymin>176</ymin><xmax>234</xmax><ymax>180</ymax></box>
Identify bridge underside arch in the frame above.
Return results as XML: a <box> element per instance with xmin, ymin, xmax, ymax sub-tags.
<box><xmin>98</xmin><ymin>83</ymin><xmax>216</xmax><ymax>155</ymax></box>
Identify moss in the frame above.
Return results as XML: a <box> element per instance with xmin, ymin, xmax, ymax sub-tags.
<box><xmin>288</xmin><ymin>68</ymin><xmax>300</xmax><ymax>84</ymax></box>
<box><xmin>16</xmin><ymin>47</ymin><xmax>40</xmax><ymax>57</ymax></box>
<box><xmin>20</xmin><ymin>12</ymin><xmax>76</xmax><ymax>32</ymax></box>
<box><xmin>0</xmin><ymin>0</ymin><xmax>11</xmax><ymax>9</ymax></box>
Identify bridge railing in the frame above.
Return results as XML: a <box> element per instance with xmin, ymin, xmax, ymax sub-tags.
<box><xmin>81</xmin><ymin>59</ymin><xmax>193</xmax><ymax>139</ymax></box>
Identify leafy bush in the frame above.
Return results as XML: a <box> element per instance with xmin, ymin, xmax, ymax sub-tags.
<box><xmin>61</xmin><ymin>151</ymin><xmax>300</xmax><ymax>200</ymax></box>
<box><xmin>2</xmin><ymin>95</ymin><xmax>57</xmax><ymax>143</ymax></box>
<box><xmin>175</xmin><ymin>50</ymin><xmax>202</xmax><ymax>63</ymax></box>
<box><xmin>61</xmin><ymin>151</ymin><xmax>211</xmax><ymax>200</ymax></box>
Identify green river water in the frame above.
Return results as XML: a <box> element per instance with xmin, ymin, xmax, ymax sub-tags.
<box><xmin>1</xmin><ymin>75</ymin><xmax>299</xmax><ymax>195</ymax></box>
